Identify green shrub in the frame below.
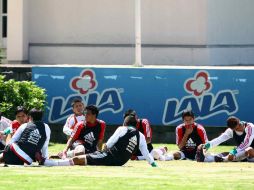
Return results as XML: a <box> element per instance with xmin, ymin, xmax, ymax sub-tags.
<box><xmin>0</xmin><ymin>75</ymin><xmax>46</xmax><ymax>120</ymax></box>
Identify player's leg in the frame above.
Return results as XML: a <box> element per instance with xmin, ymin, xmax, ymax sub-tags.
<box><xmin>66</xmin><ymin>144</ymin><xmax>85</xmax><ymax>158</ymax></box>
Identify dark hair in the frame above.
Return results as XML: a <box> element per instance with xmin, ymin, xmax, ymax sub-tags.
<box><xmin>0</xmin><ymin>111</ymin><xmax>2</xmax><ymax>120</ymax></box>
<box><xmin>123</xmin><ymin>109</ymin><xmax>137</xmax><ymax>119</ymax></box>
<box><xmin>123</xmin><ymin>115</ymin><xmax>137</xmax><ymax>127</ymax></box>
<box><xmin>15</xmin><ymin>106</ymin><xmax>28</xmax><ymax>115</ymax></box>
<box><xmin>71</xmin><ymin>98</ymin><xmax>83</xmax><ymax>107</ymax></box>
<box><xmin>86</xmin><ymin>105</ymin><xmax>99</xmax><ymax>118</ymax></box>
<box><xmin>227</xmin><ymin>116</ymin><xmax>239</xmax><ymax>129</ymax></box>
<box><xmin>182</xmin><ymin>110</ymin><xmax>195</xmax><ymax>120</ymax></box>
<box><xmin>29</xmin><ymin>108</ymin><xmax>43</xmax><ymax>121</ymax></box>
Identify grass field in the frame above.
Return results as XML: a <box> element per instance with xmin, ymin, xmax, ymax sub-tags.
<box><xmin>0</xmin><ymin>144</ymin><xmax>253</xmax><ymax>190</ymax></box>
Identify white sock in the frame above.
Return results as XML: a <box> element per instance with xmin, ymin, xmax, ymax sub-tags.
<box><xmin>234</xmin><ymin>151</ymin><xmax>247</xmax><ymax>161</ymax></box>
<box><xmin>44</xmin><ymin>159</ymin><xmax>61</xmax><ymax>166</ymax></box>
<box><xmin>204</xmin><ymin>155</ymin><xmax>215</xmax><ymax>162</ymax></box>
<box><xmin>57</xmin><ymin>159</ymin><xmax>74</xmax><ymax>166</ymax></box>
<box><xmin>67</xmin><ymin>150</ymin><xmax>75</xmax><ymax>158</ymax></box>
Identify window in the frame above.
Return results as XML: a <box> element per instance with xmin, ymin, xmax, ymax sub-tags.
<box><xmin>2</xmin><ymin>0</ymin><xmax>7</xmax><ymax>14</ymax></box>
<box><xmin>2</xmin><ymin>0</ymin><xmax>7</xmax><ymax>38</ymax></box>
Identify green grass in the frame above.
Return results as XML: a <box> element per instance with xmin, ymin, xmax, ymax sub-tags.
<box><xmin>0</xmin><ymin>144</ymin><xmax>253</xmax><ymax>190</ymax></box>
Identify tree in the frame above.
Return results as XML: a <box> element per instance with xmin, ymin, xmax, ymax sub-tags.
<box><xmin>0</xmin><ymin>75</ymin><xmax>46</xmax><ymax>120</ymax></box>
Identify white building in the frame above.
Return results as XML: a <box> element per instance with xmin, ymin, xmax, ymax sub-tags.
<box><xmin>2</xmin><ymin>0</ymin><xmax>254</xmax><ymax>66</ymax></box>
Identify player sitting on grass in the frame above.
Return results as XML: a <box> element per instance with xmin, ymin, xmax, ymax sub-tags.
<box><xmin>53</xmin><ymin>105</ymin><xmax>106</xmax><ymax>159</ymax></box>
<box><xmin>0</xmin><ymin>112</ymin><xmax>12</xmax><ymax>150</ymax></box>
<box><xmin>45</xmin><ymin>115</ymin><xmax>157</xmax><ymax>167</ymax></box>
<box><xmin>197</xmin><ymin>116</ymin><xmax>254</xmax><ymax>162</ymax></box>
<box><xmin>0</xmin><ymin>109</ymin><xmax>51</xmax><ymax>166</ymax></box>
<box><xmin>123</xmin><ymin>109</ymin><xmax>168</xmax><ymax>161</ymax></box>
<box><xmin>160</xmin><ymin>110</ymin><xmax>208</xmax><ymax>161</ymax></box>
<box><xmin>63</xmin><ymin>98</ymin><xmax>85</xmax><ymax>139</ymax></box>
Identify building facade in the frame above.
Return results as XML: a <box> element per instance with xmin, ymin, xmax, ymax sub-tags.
<box><xmin>2</xmin><ymin>0</ymin><xmax>254</xmax><ymax>66</ymax></box>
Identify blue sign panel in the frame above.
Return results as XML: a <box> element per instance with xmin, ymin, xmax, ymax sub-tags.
<box><xmin>32</xmin><ymin>67</ymin><xmax>254</xmax><ymax>127</ymax></box>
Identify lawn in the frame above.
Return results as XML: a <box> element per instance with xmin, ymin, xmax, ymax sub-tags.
<box><xmin>0</xmin><ymin>144</ymin><xmax>253</xmax><ymax>190</ymax></box>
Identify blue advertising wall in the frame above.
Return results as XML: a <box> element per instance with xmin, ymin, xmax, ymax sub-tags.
<box><xmin>32</xmin><ymin>67</ymin><xmax>254</xmax><ymax>127</ymax></box>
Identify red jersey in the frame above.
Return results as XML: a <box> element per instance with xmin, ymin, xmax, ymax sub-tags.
<box><xmin>11</xmin><ymin>120</ymin><xmax>22</xmax><ymax>134</ymax></box>
<box><xmin>136</xmin><ymin>119</ymin><xmax>152</xmax><ymax>139</ymax></box>
<box><xmin>176</xmin><ymin>123</ymin><xmax>208</xmax><ymax>151</ymax></box>
<box><xmin>71</xmin><ymin>119</ymin><xmax>106</xmax><ymax>153</ymax></box>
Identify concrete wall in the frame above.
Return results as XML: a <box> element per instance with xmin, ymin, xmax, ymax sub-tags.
<box><xmin>7</xmin><ymin>0</ymin><xmax>254</xmax><ymax>65</ymax></box>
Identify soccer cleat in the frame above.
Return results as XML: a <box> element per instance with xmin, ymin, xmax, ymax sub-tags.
<box><xmin>196</xmin><ymin>144</ymin><xmax>205</xmax><ymax>162</ymax></box>
<box><xmin>214</xmin><ymin>155</ymin><xmax>224</xmax><ymax>162</ymax></box>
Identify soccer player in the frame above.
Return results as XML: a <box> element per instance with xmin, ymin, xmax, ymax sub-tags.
<box><xmin>57</xmin><ymin>105</ymin><xmax>106</xmax><ymax>159</ymax></box>
<box><xmin>198</xmin><ymin>116</ymin><xmax>254</xmax><ymax>162</ymax></box>
<box><xmin>161</xmin><ymin>110</ymin><xmax>208</xmax><ymax>161</ymax></box>
<box><xmin>63</xmin><ymin>99</ymin><xmax>85</xmax><ymax>139</ymax></box>
<box><xmin>11</xmin><ymin>106</ymin><xmax>29</xmax><ymax>134</ymax></box>
<box><xmin>123</xmin><ymin>109</ymin><xmax>167</xmax><ymax>160</ymax></box>
<box><xmin>0</xmin><ymin>109</ymin><xmax>51</xmax><ymax>165</ymax></box>
<box><xmin>45</xmin><ymin>115</ymin><xmax>157</xmax><ymax>167</ymax></box>
<box><xmin>0</xmin><ymin>112</ymin><xmax>12</xmax><ymax>150</ymax></box>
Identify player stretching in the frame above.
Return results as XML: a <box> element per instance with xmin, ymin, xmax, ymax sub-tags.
<box><xmin>0</xmin><ymin>109</ymin><xmax>50</xmax><ymax>166</ymax></box>
<box><xmin>54</xmin><ymin>105</ymin><xmax>106</xmax><ymax>159</ymax></box>
<box><xmin>45</xmin><ymin>115</ymin><xmax>157</xmax><ymax>167</ymax></box>
<box><xmin>123</xmin><ymin>109</ymin><xmax>167</xmax><ymax>160</ymax></box>
<box><xmin>197</xmin><ymin>116</ymin><xmax>254</xmax><ymax>162</ymax></box>
<box><xmin>160</xmin><ymin>110</ymin><xmax>208</xmax><ymax>161</ymax></box>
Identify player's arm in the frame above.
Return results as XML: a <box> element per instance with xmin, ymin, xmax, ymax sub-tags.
<box><xmin>177</xmin><ymin>126</ymin><xmax>193</xmax><ymax>150</ymax></box>
<box><xmin>235</xmin><ymin>125</ymin><xmax>254</xmax><ymax>153</ymax></box>
<box><xmin>142</xmin><ymin>119</ymin><xmax>152</xmax><ymax>144</ymax></box>
<box><xmin>8</xmin><ymin>124</ymin><xmax>27</xmax><ymax>144</ymax></box>
<box><xmin>104</xmin><ymin>127</ymin><xmax>126</xmax><ymax>151</ymax></box>
<box><xmin>204</xmin><ymin>128</ymin><xmax>233</xmax><ymax>150</ymax></box>
<box><xmin>139</xmin><ymin>132</ymin><xmax>157</xmax><ymax>167</ymax></box>
<box><xmin>97</xmin><ymin>121</ymin><xmax>106</xmax><ymax>151</ymax></box>
<box><xmin>41</xmin><ymin>124</ymin><xmax>51</xmax><ymax>159</ymax></box>
<box><xmin>62</xmin><ymin>123</ymin><xmax>81</xmax><ymax>154</ymax></box>
<box><xmin>63</xmin><ymin>116</ymin><xmax>73</xmax><ymax>136</ymax></box>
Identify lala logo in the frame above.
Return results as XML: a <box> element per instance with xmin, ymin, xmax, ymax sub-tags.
<box><xmin>48</xmin><ymin>69</ymin><xmax>123</xmax><ymax>123</ymax></box>
<box><xmin>162</xmin><ymin>70</ymin><xmax>239</xmax><ymax>125</ymax></box>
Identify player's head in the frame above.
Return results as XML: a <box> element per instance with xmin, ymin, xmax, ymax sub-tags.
<box><xmin>227</xmin><ymin>116</ymin><xmax>244</xmax><ymax>132</ymax></box>
<box><xmin>71</xmin><ymin>98</ymin><xmax>85</xmax><ymax>116</ymax></box>
<box><xmin>85</xmin><ymin>105</ymin><xmax>99</xmax><ymax>123</ymax></box>
<box><xmin>15</xmin><ymin>106</ymin><xmax>28</xmax><ymax>124</ymax></box>
<box><xmin>123</xmin><ymin>109</ymin><xmax>137</xmax><ymax>119</ymax></box>
<box><xmin>123</xmin><ymin>115</ymin><xmax>137</xmax><ymax>127</ymax></box>
<box><xmin>182</xmin><ymin>110</ymin><xmax>195</xmax><ymax>126</ymax></box>
<box><xmin>29</xmin><ymin>108</ymin><xmax>43</xmax><ymax>122</ymax></box>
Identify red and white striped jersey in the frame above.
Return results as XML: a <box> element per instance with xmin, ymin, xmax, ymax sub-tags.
<box><xmin>63</xmin><ymin>114</ymin><xmax>85</xmax><ymax>136</ymax></box>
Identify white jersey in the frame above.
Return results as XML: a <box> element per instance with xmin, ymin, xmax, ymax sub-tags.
<box><xmin>209</xmin><ymin>122</ymin><xmax>254</xmax><ymax>152</ymax></box>
<box><xmin>106</xmin><ymin>127</ymin><xmax>155</xmax><ymax>165</ymax></box>
<box><xmin>0</xmin><ymin>116</ymin><xmax>12</xmax><ymax>145</ymax></box>
<box><xmin>9</xmin><ymin>123</ymin><xmax>51</xmax><ymax>159</ymax></box>
<box><xmin>63</xmin><ymin>114</ymin><xmax>85</xmax><ymax>136</ymax></box>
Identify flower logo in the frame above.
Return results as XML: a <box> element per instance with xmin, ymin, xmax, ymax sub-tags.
<box><xmin>70</xmin><ymin>69</ymin><xmax>97</xmax><ymax>95</ymax></box>
<box><xmin>184</xmin><ymin>71</ymin><xmax>212</xmax><ymax>97</ymax></box>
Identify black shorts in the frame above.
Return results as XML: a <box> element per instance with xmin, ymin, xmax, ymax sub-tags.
<box><xmin>0</xmin><ymin>142</ymin><xmax>5</xmax><ymax>151</ymax></box>
<box><xmin>86</xmin><ymin>151</ymin><xmax>123</xmax><ymax>166</ymax></box>
<box><xmin>3</xmin><ymin>145</ymin><xmax>24</xmax><ymax>165</ymax></box>
<box><xmin>180</xmin><ymin>149</ymin><xmax>197</xmax><ymax>160</ymax></box>
<box><xmin>133</xmin><ymin>143</ymin><xmax>153</xmax><ymax>157</ymax></box>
